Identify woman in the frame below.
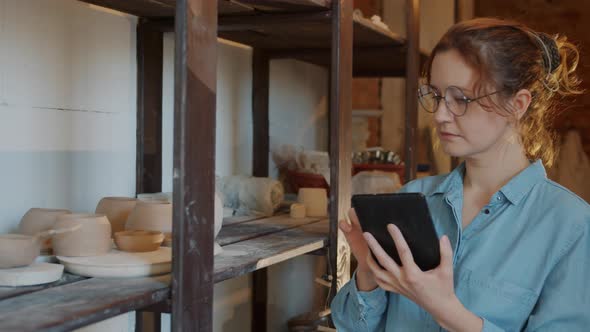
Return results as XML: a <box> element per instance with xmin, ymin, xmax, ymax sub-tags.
<box><xmin>331</xmin><ymin>18</ymin><xmax>590</xmax><ymax>331</ymax></box>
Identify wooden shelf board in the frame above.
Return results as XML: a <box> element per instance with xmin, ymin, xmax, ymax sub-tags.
<box><xmin>218</xmin><ymin>13</ymin><xmax>428</xmax><ymax>77</ymax></box>
<box><xmin>0</xmin><ymin>216</ymin><xmax>328</xmax><ymax>329</ymax></box>
<box><xmin>0</xmin><ymin>275</ymin><xmax>170</xmax><ymax>332</ymax></box>
<box><xmin>76</xmin><ymin>0</ymin><xmax>331</xmax><ymax>18</ymax></box>
<box><xmin>218</xmin><ymin>213</ymin><xmax>325</xmax><ymax>246</ymax></box>
<box><xmin>0</xmin><ymin>273</ymin><xmax>86</xmax><ymax>301</ymax></box>
<box><xmin>214</xmin><ymin>219</ymin><xmax>329</xmax><ymax>283</ymax></box>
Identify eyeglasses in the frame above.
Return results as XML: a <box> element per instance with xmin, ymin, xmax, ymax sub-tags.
<box><xmin>418</xmin><ymin>84</ymin><xmax>501</xmax><ymax>117</ymax></box>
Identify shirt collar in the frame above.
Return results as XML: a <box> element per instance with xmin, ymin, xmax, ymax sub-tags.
<box><xmin>499</xmin><ymin>159</ymin><xmax>546</xmax><ymax>205</ymax></box>
<box><xmin>426</xmin><ymin>162</ymin><xmax>465</xmax><ymax>197</ymax></box>
<box><xmin>426</xmin><ymin>159</ymin><xmax>546</xmax><ymax>205</ymax></box>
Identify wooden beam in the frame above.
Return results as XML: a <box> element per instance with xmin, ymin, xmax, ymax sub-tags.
<box><xmin>252</xmin><ymin>269</ymin><xmax>268</xmax><ymax>332</ymax></box>
<box><xmin>328</xmin><ymin>0</ymin><xmax>353</xmax><ymax>298</ymax></box>
<box><xmin>251</xmin><ymin>48</ymin><xmax>270</xmax><ymax>331</ymax></box>
<box><xmin>136</xmin><ymin>19</ymin><xmax>164</xmax><ymax>195</ymax></box>
<box><xmin>172</xmin><ymin>0</ymin><xmax>217</xmax><ymax>331</ymax></box>
<box><xmin>404</xmin><ymin>0</ymin><xmax>420</xmax><ymax>182</ymax></box>
<box><xmin>252</xmin><ymin>49</ymin><xmax>270</xmax><ymax>177</ymax></box>
<box><xmin>218</xmin><ymin>11</ymin><xmax>330</xmax><ymax>31</ymax></box>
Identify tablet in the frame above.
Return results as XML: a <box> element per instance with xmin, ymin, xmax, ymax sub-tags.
<box><xmin>351</xmin><ymin>193</ymin><xmax>441</xmax><ymax>271</ymax></box>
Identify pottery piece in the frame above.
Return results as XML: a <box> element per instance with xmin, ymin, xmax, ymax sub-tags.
<box><xmin>0</xmin><ymin>234</ymin><xmax>40</xmax><ymax>269</ymax></box>
<box><xmin>0</xmin><ymin>224</ymin><xmax>82</xmax><ymax>268</ymax></box>
<box><xmin>53</xmin><ymin>214</ymin><xmax>112</xmax><ymax>257</ymax></box>
<box><xmin>297</xmin><ymin>188</ymin><xmax>328</xmax><ymax>217</ymax></box>
<box><xmin>57</xmin><ymin>247</ymin><xmax>171</xmax><ymax>278</ymax></box>
<box><xmin>18</xmin><ymin>208</ymin><xmax>71</xmax><ymax>249</ymax></box>
<box><xmin>126</xmin><ymin>200</ymin><xmax>172</xmax><ymax>233</ymax></box>
<box><xmin>0</xmin><ymin>262</ymin><xmax>63</xmax><ymax>287</ymax></box>
<box><xmin>114</xmin><ymin>230</ymin><xmax>164</xmax><ymax>252</ymax></box>
<box><xmin>95</xmin><ymin>197</ymin><xmax>137</xmax><ymax>236</ymax></box>
<box><xmin>154</xmin><ymin>193</ymin><xmax>224</xmax><ymax>255</ymax></box>
<box><xmin>290</xmin><ymin>203</ymin><xmax>307</xmax><ymax>218</ymax></box>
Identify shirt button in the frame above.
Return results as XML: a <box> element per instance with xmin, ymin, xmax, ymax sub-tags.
<box><xmin>496</xmin><ymin>196</ymin><xmax>502</xmax><ymax>201</ymax></box>
<box><xmin>484</xmin><ymin>209</ymin><xmax>490</xmax><ymax>214</ymax></box>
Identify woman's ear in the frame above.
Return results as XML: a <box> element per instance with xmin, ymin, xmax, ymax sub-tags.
<box><xmin>511</xmin><ymin>89</ymin><xmax>532</xmax><ymax>120</ymax></box>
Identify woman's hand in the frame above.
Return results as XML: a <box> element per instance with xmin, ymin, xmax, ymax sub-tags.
<box><xmin>363</xmin><ymin>224</ymin><xmax>460</xmax><ymax>325</ymax></box>
<box><xmin>338</xmin><ymin>208</ymin><xmax>378</xmax><ymax>291</ymax></box>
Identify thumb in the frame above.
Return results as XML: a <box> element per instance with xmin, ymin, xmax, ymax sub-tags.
<box><xmin>439</xmin><ymin>235</ymin><xmax>454</xmax><ymax>268</ymax></box>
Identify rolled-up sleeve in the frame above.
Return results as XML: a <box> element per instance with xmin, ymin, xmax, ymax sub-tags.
<box><xmin>524</xmin><ymin>222</ymin><xmax>590</xmax><ymax>331</ymax></box>
<box><xmin>331</xmin><ymin>271</ymin><xmax>388</xmax><ymax>332</ymax></box>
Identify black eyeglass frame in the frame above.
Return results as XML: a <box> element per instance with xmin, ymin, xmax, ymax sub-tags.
<box><xmin>418</xmin><ymin>84</ymin><xmax>502</xmax><ymax>117</ymax></box>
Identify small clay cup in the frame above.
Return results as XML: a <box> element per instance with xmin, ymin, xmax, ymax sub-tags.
<box><xmin>114</xmin><ymin>230</ymin><xmax>165</xmax><ymax>252</ymax></box>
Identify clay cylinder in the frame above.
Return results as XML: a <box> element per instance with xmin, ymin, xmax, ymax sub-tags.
<box><xmin>95</xmin><ymin>197</ymin><xmax>137</xmax><ymax>236</ymax></box>
<box><xmin>18</xmin><ymin>208</ymin><xmax>71</xmax><ymax>250</ymax></box>
<box><xmin>0</xmin><ymin>234</ymin><xmax>39</xmax><ymax>268</ymax></box>
<box><xmin>125</xmin><ymin>201</ymin><xmax>172</xmax><ymax>233</ymax></box>
<box><xmin>53</xmin><ymin>214</ymin><xmax>112</xmax><ymax>257</ymax></box>
<box><xmin>297</xmin><ymin>188</ymin><xmax>328</xmax><ymax>217</ymax></box>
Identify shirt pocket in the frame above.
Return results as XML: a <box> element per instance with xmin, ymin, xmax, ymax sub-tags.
<box><xmin>455</xmin><ymin>269</ymin><xmax>538</xmax><ymax>330</ymax></box>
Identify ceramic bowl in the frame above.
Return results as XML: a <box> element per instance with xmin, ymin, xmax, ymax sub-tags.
<box><xmin>114</xmin><ymin>230</ymin><xmax>164</xmax><ymax>252</ymax></box>
<box><xmin>126</xmin><ymin>201</ymin><xmax>172</xmax><ymax>233</ymax></box>
<box><xmin>0</xmin><ymin>234</ymin><xmax>40</xmax><ymax>268</ymax></box>
<box><xmin>95</xmin><ymin>197</ymin><xmax>137</xmax><ymax>236</ymax></box>
<box><xmin>297</xmin><ymin>188</ymin><xmax>328</xmax><ymax>217</ymax></box>
<box><xmin>18</xmin><ymin>208</ymin><xmax>71</xmax><ymax>250</ymax></box>
<box><xmin>52</xmin><ymin>214</ymin><xmax>112</xmax><ymax>257</ymax></box>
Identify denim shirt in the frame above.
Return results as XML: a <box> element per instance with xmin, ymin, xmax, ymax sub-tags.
<box><xmin>331</xmin><ymin>160</ymin><xmax>590</xmax><ymax>331</ymax></box>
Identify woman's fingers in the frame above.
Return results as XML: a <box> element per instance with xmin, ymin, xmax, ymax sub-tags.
<box><xmin>348</xmin><ymin>208</ymin><xmax>362</xmax><ymax>229</ymax></box>
<box><xmin>367</xmin><ymin>253</ymin><xmax>402</xmax><ymax>293</ymax></box>
<box><xmin>338</xmin><ymin>219</ymin><xmax>352</xmax><ymax>233</ymax></box>
<box><xmin>363</xmin><ymin>232</ymin><xmax>400</xmax><ymax>276</ymax></box>
<box><xmin>387</xmin><ymin>224</ymin><xmax>420</xmax><ymax>274</ymax></box>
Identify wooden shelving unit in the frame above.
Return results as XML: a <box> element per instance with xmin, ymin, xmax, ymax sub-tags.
<box><xmin>0</xmin><ymin>1</ymin><xmax>423</xmax><ymax>331</ymax></box>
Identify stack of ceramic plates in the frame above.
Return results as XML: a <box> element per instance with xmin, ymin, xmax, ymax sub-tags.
<box><xmin>57</xmin><ymin>247</ymin><xmax>171</xmax><ymax>278</ymax></box>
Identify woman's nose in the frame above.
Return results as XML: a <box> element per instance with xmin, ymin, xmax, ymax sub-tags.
<box><xmin>433</xmin><ymin>100</ymin><xmax>454</xmax><ymax>124</ymax></box>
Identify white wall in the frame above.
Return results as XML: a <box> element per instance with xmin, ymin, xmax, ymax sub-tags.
<box><xmin>0</xmin><ymin>1</ymin><xmax>328</xmax><ymax>331</ymax></box>
<box><xmin>161</xmin><ymin>34</ymin><xmax>329</xmax><ymax>332</ymax></box>
<box><xmin>0</xmin><ymin>0</ymin><xmax>137</xmax><ymax>233</ymax></box>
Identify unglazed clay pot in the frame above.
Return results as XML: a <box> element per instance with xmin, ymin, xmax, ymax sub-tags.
<box><xmin>0</xmin><ymin>226</ymin><xmax>80</xmax><ymax>268</ymax></box>
<box><xmin>52</xmin><ymin>214</ymin><xmax>112</xmax><ymax>257</ymax></box>
<box><xmin>114</xmin><ymin>230</ymin><xmax>164</xmax><ymax>252</ymax></box>
<box><xmin>95</xmin><ymin>197</ymin><xmax>137</xmax><ymax>236</ymax></box>
<box><xmin>18</xmin><ymin>208</ymin><xmax>71</xmax><ymax>250</ymax></box>
<box><xmin>0</xmin><ymin>234</ymin><xmax>39</xmax><ymax>269</ymax></box>
<box><xmin>125</xmin><ymin>200</ymin><xmax>172</xmax><ymax>233</ymax></box>
<box><xmin>297</xmin><ymin>188</ymin><xmax>328</xmax><ymax>217</ymax></box>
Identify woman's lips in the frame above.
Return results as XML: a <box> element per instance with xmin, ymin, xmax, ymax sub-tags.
<box><xmin>439</xmin><ymin>131</ymin><xmax>461</xmax><ymax>140</ymax></box>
